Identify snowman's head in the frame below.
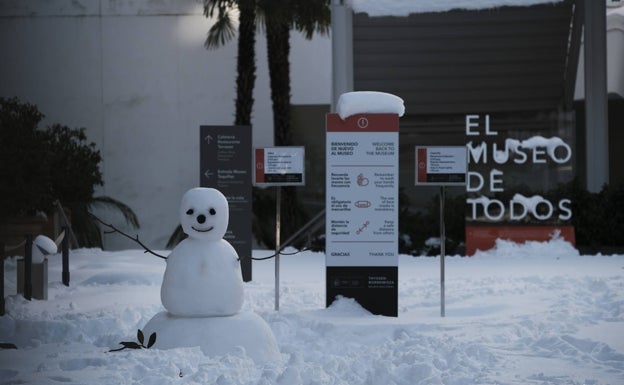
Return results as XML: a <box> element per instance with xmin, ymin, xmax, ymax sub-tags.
<box><xmin>179</xmin><ymin>187</ymin><xmax>229</xmax><ymax>241</ymax></box>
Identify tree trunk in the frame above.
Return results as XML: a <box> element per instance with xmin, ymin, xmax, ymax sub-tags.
<box><xmin>234</xmin><ymin>0</ymin><xmax>256</xmax><ymax>126</ymax></box>
<box><xmin>266</xmin><ymin>20</ymin><xmax>292</xmax><ymax>147</ymax></box>
<box><xmin>266</xmin><ymin>20</ymin><xmax>308</xmax><ymax>243</ymax></box>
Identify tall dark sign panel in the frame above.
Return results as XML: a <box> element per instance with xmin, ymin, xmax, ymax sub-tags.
<box><xmin>326</xmin><ymin>113</ymin><xmax>399</xmax><ymax>317</ymax></box>
<box><xmin>200</xmin><ymin>126</ymin><xmax>253</xmax><ymax>281</ymax></box>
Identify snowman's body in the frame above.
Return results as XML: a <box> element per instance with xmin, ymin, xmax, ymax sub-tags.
<box><xmin>160</xmin><ymin>187</ymin><xmax>244</xmax><ymax>317</ymax></box>
<box><xmin>161</xmin><ymin>237</ymin><xmax>243</xmax><ymax>316</ymax></box>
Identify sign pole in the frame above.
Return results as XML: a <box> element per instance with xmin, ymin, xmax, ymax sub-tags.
<box><xmin>415</xmin><ymin>146</ymin><xmax>467</xmax><ymax>317</ymax></box>
<box><xmin>275</xmin><ymin>187</ymin><xmax>281</xmax><ymax>311</ymax></box>
<box><xmin>440</xmin><ymin>186</ymin><xmax>446</xmax><ymax>318</ymax></box>
<box><xmin>253</xmin><ymin>146</ymin><xmax>305</xmax><ymax>312</ymax></box>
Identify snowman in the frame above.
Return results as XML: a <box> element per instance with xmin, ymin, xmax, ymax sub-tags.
<box><xmin>143</xmin><ymin>188</ymin><xmax>280</xmax><ymax>363</ymax></box>
<box><xmin>161</xmin><ymin>187</ymin><xmax>244</xmax><ymax>317</ymax></box>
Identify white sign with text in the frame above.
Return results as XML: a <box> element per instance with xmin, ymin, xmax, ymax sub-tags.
<box><xmin>326</xmin><ymin>114</ymin><xmax>399</xmax><ymax>267</ymax></box>
<box><xmin>254</xmin><ymin>146</ymin><xmax>305</xmax><ymax>186</ymax></box>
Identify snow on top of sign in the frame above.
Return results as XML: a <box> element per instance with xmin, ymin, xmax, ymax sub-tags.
<box><xmin>493</xmin><ymin>136</ymin><xmax>571</xmax><ymax>163</ymax></box>
<box><xmin>519</xmin><ymin>136</ymin><xmax>568</xmax><ymax>149</ymax></box>
<box><xmin>347</xmin><ymin>0</ymin><xmax>563</xmax><ymax>16</ymax></box>
<box><xmin>512</xmin><ymin>193</ymin><xmax>549</xmax><ymax>212</ymax></box>
<box><xmin>336</xmin><ymin>91</ymin><xmax>405</xmax><ymax>120</ymax></box>
<box><xmin>469</xmin><ymin>193</ymin><xmax>554</xmax><ymax>216</ymax></box>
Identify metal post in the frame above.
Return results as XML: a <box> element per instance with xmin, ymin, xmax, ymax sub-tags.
<box><xmin>24</xmin><ymin>234</ymin><xmax>33</xmax><ymax>301</ymax></box>
<box><xmin>584</xmin><ymin>0</ymin><xmax>609</xmax><ymax>192</ymax></box>
<box><xmin>440</xmin><ymin>187</ymin><xmax>446</xmax><ymax>317</ymax></box>
<box><xmin>62</xmin><ymin>226</ymin><xmax>70</xmax><ymax>286</ymax></box>
<box><xmin>1</xmin><ymin>242</ymin><xmax>5</xmax><ymax>316</ymax></box>
<box><xmin>275</xmin><ymin>187</ymin><xmax>281</xmax><ymax>311</ymax></box>
<box><xmin>331</xmin><ymin>0</ymin><xmax>354</xmax><ymax>110</ymax></box>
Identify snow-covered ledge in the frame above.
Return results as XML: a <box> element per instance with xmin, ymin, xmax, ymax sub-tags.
<box><xmin>347</xmin><ymin>0</ymin><xmax>564</xmax><ymax>16</ymax></box>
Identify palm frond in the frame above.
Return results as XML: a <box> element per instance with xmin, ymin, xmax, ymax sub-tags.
<box><xmin>203</xmin><ymin>0</ymin><xmax>236</xmax><ymax>18</ymax></box>
<box><xmin>293</xmin><ymin>0</ymin><xmax>331</xmax><ymax>39</ymax></box>
<box><xmin>166</xmin><ymin>224</ymin><xmax>187</xmax><ymax>249</ymax></box>
<box><xmin>205</xmin><ymin>10</ymin><xmax>237</xmax><ymax>49</ymax></box>
<box><xmin>88</xmin><ymin>196</ymin><xmax>140</xmax><ymax>228</ymax></box>
<box><xmin>70</xmin><ymin>206</ymin><xmax>104</xmax><ymax>247</ymax></box>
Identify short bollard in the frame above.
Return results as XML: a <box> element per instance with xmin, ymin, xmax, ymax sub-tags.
<box><xmin>1</xmin><ymin>242</ymin><xmax>5</xmax><ymax>316</ymax></box>
<box><xmin>24</xmin><ymin>234</ymin><xmax>32</xmax><ymax>301</ymax></box>
<box><xmin>16</xmin><ymin>234</ymin><xmax>49</xmax><ymax>300</ymax></box>
<box><xmin>62</xmin><ymin>226</ymin><xmax>70</xmax><ymax>286</ymax></box>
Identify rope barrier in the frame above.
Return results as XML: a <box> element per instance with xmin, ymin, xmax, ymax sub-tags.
<box><xmin>250</xmin><ymin>247</ymin><xmax>310</xmax><ymax>261</ymax></box>
<box><xmin>3</xmin><ymin>240</ymin><xmax>26</xmax><ymax>253</ymax></box>
<box><xmin>86</xmin><ymin>211</ymin><xmax>314</xmax><ymax>262</ymax></box>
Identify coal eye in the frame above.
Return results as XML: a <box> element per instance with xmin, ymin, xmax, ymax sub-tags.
<box><xmin>186</xmin><ymin>209</ymin><xmax>194</xmax><ymax>215</ymax></box>
<box><xmin>209</xmin><ymin>208</ymin><xmax>216</xmax><ymax>215</ymax></box>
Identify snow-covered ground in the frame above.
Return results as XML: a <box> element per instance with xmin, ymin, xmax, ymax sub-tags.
<box><xmin>1</xmin><ymin>237</ymin><xmax>623</xmax><ymax>385</ymax></box>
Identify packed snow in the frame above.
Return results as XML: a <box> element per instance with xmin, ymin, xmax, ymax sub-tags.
<box><xmin>1</xmin><ymin>236</ymin><xmax>623</xmax><ymax>384</ymax></box>
<box><xmin>31</xmin><ymin>235</ymin><xmax>58</xmax><ymax>265</ymax></box>
<box><xmin>348</xmin><ymin>0</ymin><xmax>564</xmax><ymax>17</ymax></box>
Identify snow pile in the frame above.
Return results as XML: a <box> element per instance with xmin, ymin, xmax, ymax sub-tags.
<box><xmin>325</xmin><ymin>296</ymin><xmax>373</xmax><ymax>317</ymax></box>
<box><xmin>473</xmin><ymin>231</ymin><xmax>580</xmax><ymax>260</ymax></box>
<box><xmin>348</xmin><ymin>0</ymin><xmax>564</xmax><ymax>16</ymax></box>
<box><xmin>336</xmin><ymin>91</ymin><xmax>405</xmax><ymax>119</ymax></box>
<box><xmin>1</xmin><ymin>240</ymin><xmax>623</xmax><ymax>384</ymax></box>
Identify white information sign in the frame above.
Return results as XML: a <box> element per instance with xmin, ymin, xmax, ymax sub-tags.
<box><xmin>326</xmin><ymin>114</ymin><xmax>399</xmax><ymax>267</ymax></box>
<box><xmin>254</xmin><ymin>146</ymin><xmax>305</xmax><ymax>186</ymax></box>
<box><xmin>415</xmin><ymin>146</ymin><xmax>467</xmax><ymax>186</ymax></box>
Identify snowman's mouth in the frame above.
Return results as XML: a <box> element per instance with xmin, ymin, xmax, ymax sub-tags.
<box><xmin>192</xmin><ymin>226</ymin><xmax>214</xmax><ymax>233</ymax></box>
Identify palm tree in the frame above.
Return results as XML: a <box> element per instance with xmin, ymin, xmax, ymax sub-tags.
<box><xmin>258</xmin><ymin>0</ymin><xmax>330</xmax><ymax>146</ymax></box>
<box><xmin>204</xmin><ymin>0</ymin><xmax>256</xmax><ymax>126</ymax></box>
<box><xmin>204</xmin><ymin>0</ymin><xmax>330</xmax><ymax>247</ymax></box>
<box><xmin>257</xmin><ymin>0</ymin><xmax>330</xmax><ymax>245</ymax></box>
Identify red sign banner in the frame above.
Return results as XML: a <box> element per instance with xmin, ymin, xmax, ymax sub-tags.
<box><xmin>466</xmin><ymin>225</ymin><xmax>576</xmax><ymax>255</ymax></box>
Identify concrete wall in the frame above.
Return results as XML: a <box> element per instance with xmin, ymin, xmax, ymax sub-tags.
<box><xmin>0</xmin><ymin>0</ymin><xmax>331</xmax><ymax>249</ymax></box>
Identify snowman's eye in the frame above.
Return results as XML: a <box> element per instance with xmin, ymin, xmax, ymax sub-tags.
<box><xmin>209</xmin><ymin>208</ymin><xmax>216</xmax><ymax>215</ymax></box>
<box><xmin>186</xmin><ymin>209</ymin><xmax>194</xmax><ymax>215</ymax></box>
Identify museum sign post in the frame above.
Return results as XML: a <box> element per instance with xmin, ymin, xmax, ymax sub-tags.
<box><xmin>325</xmin><ymin>113</ymin><xmax>399</xmax><ymax>317</ymax></box>
<box><xmin>254</xmin><ymin>146</ymin><xmax>305</xmax><ymax>311</ymax></box>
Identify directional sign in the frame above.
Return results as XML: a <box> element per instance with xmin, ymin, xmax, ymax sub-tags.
<box><xmin>200</xmin><ymin>125</ymin><xmax>253</xmax><ymax>281</ymax></box>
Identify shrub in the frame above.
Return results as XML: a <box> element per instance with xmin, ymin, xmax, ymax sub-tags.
<box><xmin>0</xmin><ymin>97</ymin><xmax>137</xmax><ymax>248</ymax></box>
<box><xmin>0</xmin><ymin>97</ymin><xmax>52</xmax><ymax>217</ymax></box>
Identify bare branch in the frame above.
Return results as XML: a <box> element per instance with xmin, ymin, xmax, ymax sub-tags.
<box><xmin>88</xmin><ymin>212</ymin><xmax>167</xmax><ymax>260</ymax></box>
